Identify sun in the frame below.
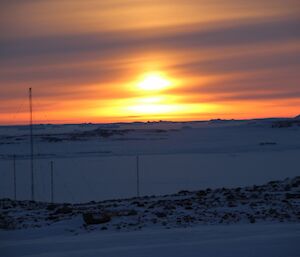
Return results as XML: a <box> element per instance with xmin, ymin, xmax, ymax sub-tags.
<box><xmin>137</xmin><ymin>72</ymin><xmax>171</xmax><ymax>91</ymax></box>
<box><xmin>121</xmin><ymin>71</ymin><xmax>181</xmax><ymax>117</ymax></box>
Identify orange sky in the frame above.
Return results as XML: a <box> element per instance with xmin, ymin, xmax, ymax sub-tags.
<box><xmin>0</xmin><ymin>0</ymin><xmax>299</xmax><ymax>125</ymax></box>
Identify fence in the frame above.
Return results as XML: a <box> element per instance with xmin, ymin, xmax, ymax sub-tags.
<box><xmin>0</xmin><ymin>150</ymin><xmax>299</xmax><ymax>203</ymax></box>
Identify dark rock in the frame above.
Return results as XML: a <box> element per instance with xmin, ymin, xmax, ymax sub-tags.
<box><xmin>54</xmin><ymin>206</ymin><xmax>73</xmax><ymax>215</ymax></box>
<box><xmin>47</xmin><ymin>214</ymin><xmax>59</xmax><ymax>221</ymax></box>
<box><xmin>132</xmin><ymin>201</ymin><xmax>145</xmax><ymax>207</ymax></box>
<box><xmin>178</xmin><ymin>190</ymin><xmax>190</xmax><ymax>195</ymax></box>
<box><xmin>285</xmin><ymin>193</ymin><xmax>300</xmax><ymax>199</ymax></box>
<box><xmin>228</xmin><ymin>202</ymin><xmax>237</xmax><ymax>207</ymax></box>
<box><xmin>235</xmin><ymin>187</ymin><xmax>241</xmax><ymax>193</ymax></box>
<box><xmin>82</xmin><ymin>212</ymin><xmax>111</xmax><ymax>225</ymax></box>
<box><xmin>196</xmin><ymin>190</ymin><xmax>207</xmax><ymax>197</ymax></box>
<box><xmin>151</xmin><ymin>218</ymin><xmax>157</xmax><ymax>224</ymax></box>
<box><xmin>248</xmin><ymin>215</ymin><xmax>256</xmax><ymax>223</ymax></box>
<box><xmin>0</xmin><ymin>214</ymin><xmax>15</xmax><ymax>230</ymax></box>
<box><xmin>46</xmin><ymin>204</ymin><xmax>59</xmax><ymax>211</ymax></box>
<box><xmin>226</xmin><ymin>194</ymin><xmax>235</xmax><ymax>201</ymax></box>
<box><xmin>155</xmin><ymin>212</ymin><xmax>167</xmax><ymax>218</ymax></box>
<box><xmin>163</xmin><ymin>205</ymin><xmax>176</xmax><ymax>210</ymax></box>
<box><xmin>206</xmin><ymin>188</ymin><xmax>212</xmax><ymax>193</ymax></box>
<box><xmin>182</xmin><ymin>215</ymin><xmax>193</xmax><ymax>222</ymax></box>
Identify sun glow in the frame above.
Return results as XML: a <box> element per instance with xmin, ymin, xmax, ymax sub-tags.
<box><xmin>126</xmin><ymin>95</ymin><xmax>179</xmax><ymax>114</ymax></box>
<box><xmin>125</xmin><ymin>72</ymin><xmax>178</xmax><ymax>115</ymax></box>
<box><xmin>89</xmin><ymin>71</ymin><xmax>219</xmax><ymax>121</ymax></box>
<box><xmin>137</xmin><ymin>72</ymin><xmax>171</xmax><ymax>91</ymax></box>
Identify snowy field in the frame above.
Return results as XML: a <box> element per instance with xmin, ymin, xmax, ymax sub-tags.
<box><xmin>1</xmin><ymin>176</ymin><xmax>300</xmax><ymax>257</ymax></box>
<box><xmin>0</xmin><ymin>118</ymin><xmax>300</xmax><ymax>203</ymax></box>
<box><xmin>0</xmin><ymin>118</ymin><xmax>299</xmax><ymax>257</ymax></box>
<box><xmin>1</xmin><ymin>223</ymin><xmax>299</xmax><ymax>257</ymax></box>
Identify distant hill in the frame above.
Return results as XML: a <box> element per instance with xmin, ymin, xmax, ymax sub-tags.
<box><xmin>295</xmin><ymin>115</ymin><xmax>300</xmax><ymax>119</ymax></box>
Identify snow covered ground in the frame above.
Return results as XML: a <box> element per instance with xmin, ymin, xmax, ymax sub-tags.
<box><xmin>0</xmin><ymin>118</ymin><xmax>300</xmax><ymax>202</ymax></box>
<box><xmin>1</xmin><ymin>176</ymin><xmax>299</xmax><ymax>230</ymax></box>
<box><xmin>1</xmin><ymin>223</ymin><xmax>299</xmax><ymax>257</ymax></box>
<box><xmin>0</xmin><ymin>118</ymin><xmax>299</xmax><ymax>257</ymax></box>
<box><xmin>1</xmin><ymin>176</ymin><xmax>300</xmax><ymax>257</ymax></box>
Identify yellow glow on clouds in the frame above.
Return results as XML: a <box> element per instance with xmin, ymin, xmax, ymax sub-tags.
<box><xmin>90</xmin><ymin>71</ymin><xmax>219</xmax><ymax>120</ymax></box>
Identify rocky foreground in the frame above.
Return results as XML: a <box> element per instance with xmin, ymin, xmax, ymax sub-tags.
<box><xmin>1</xmin><ymin>177</ymin><xmax>299</xmax><ymax>233</ymax></box>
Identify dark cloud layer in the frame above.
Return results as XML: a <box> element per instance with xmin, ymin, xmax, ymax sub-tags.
<box><xmin>1</xmin><ymin>16</ymin><xmax>299</xmax><ymax>60</ymax></box>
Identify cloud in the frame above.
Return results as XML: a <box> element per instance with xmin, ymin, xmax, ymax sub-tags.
<box><xmin>0</xmin><ymin>1</ymin><xmax>299</xmax><ymax>123</ymax></box>
<box><xmin>1</xmin><ymin>16</ymin><xmax>299</xmax><ymax>61</ymax></box>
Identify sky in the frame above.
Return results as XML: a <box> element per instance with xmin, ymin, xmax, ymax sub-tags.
<box><xmin>0</xmin><ymin>0</ymin><xmax>299</xmax><ymax>125</ymax></box>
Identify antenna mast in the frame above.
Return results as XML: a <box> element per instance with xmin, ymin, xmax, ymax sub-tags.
<box><xmin>29</xmin><ymin>88</ymin><xmax>35</xmax><ymax>201</ymax></box>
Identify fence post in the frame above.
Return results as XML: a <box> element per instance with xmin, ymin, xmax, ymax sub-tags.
<box><xmin>136</xmin><ymin>155</ymin><xmax>140</xmax><ymax>197</ymax></box>
<box><xmin>50</xmin><ymin>161</ymin><xmax>54</xmax><ymax>203</ymax></box>
<box><xmin>13</xmin><ymin>154</ymin><xmax>16</xmax><ymax>201</ymax></box>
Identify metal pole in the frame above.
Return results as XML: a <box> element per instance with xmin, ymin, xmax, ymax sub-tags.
<box><xmin>13</xmin><ymin>155</ymin><xmax>16</xmax><ymax>200</ymax></box>
<box><xmin>29</xmin><ymin>88</ymin><xmax>35</xmax><ymax>201</ymax></box>
<box><xmin>136</xmin><ymin>155</ymin><xmax>140</xmax><ymax>197</ymax></box>
<box><xmin>50</xmin><ymin>161</ymin><xmax>54</xmax><ymax>203</ymax></box>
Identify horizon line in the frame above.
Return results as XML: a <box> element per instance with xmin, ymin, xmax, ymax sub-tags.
<box><xmin>0</xmin><ymin>115</ymin><xmax>298</xmax><ymax>127</ymax></box>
